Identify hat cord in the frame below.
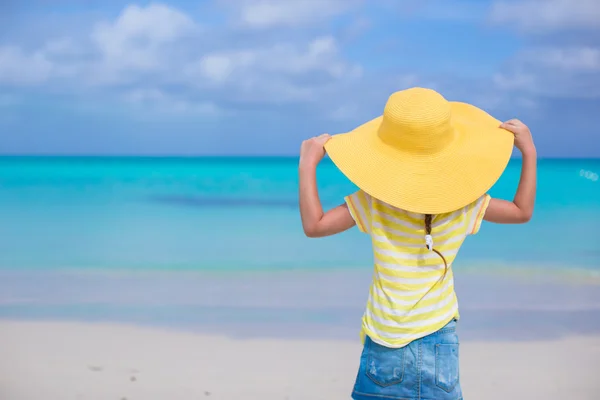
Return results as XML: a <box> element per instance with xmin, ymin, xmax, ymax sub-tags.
<box><xmin>411</xmin><ymin>214</ymin><xmax>450</xmax><ymax>307</ymax></box>
<box><xmin>424</xmin><ymin>214</ymin><xmax>449</xmax><ymax>276</ymax></box>
<box><xmin>425</xmin><ymin>234</ymin><xmax>434</xmax><ymax>250</ymax></box>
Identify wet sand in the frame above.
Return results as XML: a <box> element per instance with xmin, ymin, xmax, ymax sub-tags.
<box><xmin>1</xmin><ymin>268</ymin><xmax>600</xmax><ymax>399</ymax></box>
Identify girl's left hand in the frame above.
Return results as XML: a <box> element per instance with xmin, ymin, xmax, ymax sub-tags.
<box><xmin>499</xmin><ymin>119</ymin><xmax>535</xmax><ymax>155</ymax></box>
<box><xmin>299</xmin><ymin>134</ymin><xmax>330</xmax><ymax>168</ymax></box>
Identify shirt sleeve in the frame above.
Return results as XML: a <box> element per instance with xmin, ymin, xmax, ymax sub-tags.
<box><xmin>465</xmin><ymin>194</ymin><xmax>491</xmax><ymax>236</ymax></box>
<box><xmin>344</xmin><ymin>190</ymin><xmax>372</xmax><ymax>234</ymax></box>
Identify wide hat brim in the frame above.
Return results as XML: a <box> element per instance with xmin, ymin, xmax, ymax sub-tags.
<box><xmin>324</xmin><ymin>101</ymin><xmax>514</xmax><ymax>214</ymax></box>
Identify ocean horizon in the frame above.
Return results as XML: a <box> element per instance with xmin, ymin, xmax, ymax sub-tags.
<box><xmin>1</xmin><ymin>156</ymin><xmax>599</xmax><ymax>272</ymax></box>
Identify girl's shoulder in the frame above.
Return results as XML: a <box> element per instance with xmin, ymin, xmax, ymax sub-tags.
<box><xmin>346</xmin><ymin>190</ymin><xmax>490</xmax><ymax>236</ymax></box>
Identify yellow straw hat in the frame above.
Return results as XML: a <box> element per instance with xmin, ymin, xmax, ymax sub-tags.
<box><xmin>324</xmin><ymin>87</ymin><xmax>514</xmax><ymax>214</ymax></box>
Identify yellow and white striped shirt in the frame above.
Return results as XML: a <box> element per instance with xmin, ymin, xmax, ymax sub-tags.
<box><xmin>345</xmin><ymin>190</ymin><xmax>490</xmax><ymax>348</ymax></box>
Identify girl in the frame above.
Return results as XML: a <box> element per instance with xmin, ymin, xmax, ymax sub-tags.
<box><xmin>298</xmin><ymin>87</ymin><xmax>536</xmax><ymax>400</ymax></box>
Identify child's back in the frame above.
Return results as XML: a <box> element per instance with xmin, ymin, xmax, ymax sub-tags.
<box><xmin>346</xmin><ymin>190</ymin><xmax>490</xmax><ymax>347</ymax></box>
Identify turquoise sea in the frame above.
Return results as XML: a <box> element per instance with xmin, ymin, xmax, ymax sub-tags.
<box><xmin>0</xmin><ymin>157</ymin><xmax>599</xmax><ymax>341</ymax></box>
<box><xmin>1</xmin><ymin>157</ymin><xmax>599</xmax><ymax>271</ymax></box>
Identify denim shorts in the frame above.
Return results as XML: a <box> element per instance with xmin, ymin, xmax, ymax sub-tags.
<box><xmin>352</xmin><ymin>319</ymin><xmax>462</xmax><ymax>400</ymax></box>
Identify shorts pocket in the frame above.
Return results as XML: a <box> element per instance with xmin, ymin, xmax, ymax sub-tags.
<box><xmin>365</xmin><ymin>339</ymin><xmax>405</xmax><ymax>387</ymax></box>
<box><xmin>435</xmin><ymin>343</ymin><xmax>459</xmax><ymax>393</ymax></box>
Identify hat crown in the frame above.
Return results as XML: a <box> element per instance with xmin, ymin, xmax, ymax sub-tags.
<box><xmin>378</xmin><ymin>87</ymin><xmax>455</xmax><ymax>154</ymax></box>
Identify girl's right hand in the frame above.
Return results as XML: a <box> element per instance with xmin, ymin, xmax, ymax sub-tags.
<box><xmin>299</xmin><ymin>134</ymin><xmax>331</xmax><ymax>169</ymax></box>
<box><xmin>485</xmin><ymin>119</ymin><xmax>537</xmax><ymax>225</ymax></box>
<box><xmin>499</xmin><ymin>119</ymin><xmax>536</xmax><ymax>154</ymax></box>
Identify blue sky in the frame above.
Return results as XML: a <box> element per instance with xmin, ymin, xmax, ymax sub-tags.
<box><xmin>0</xmin><ymin>0</ymin><xmax>598</xmax><ymax>156</ymax></box>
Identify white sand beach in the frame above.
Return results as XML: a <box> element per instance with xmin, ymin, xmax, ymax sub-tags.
<box><xmin>1</xmin><ymin>321</ymin><xmax>599</xmax><ymax>400</ymax></box>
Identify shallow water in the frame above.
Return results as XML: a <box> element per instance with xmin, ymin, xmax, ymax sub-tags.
<box><xmin>0</xmin><ymin>269</ymin><xmax>599</xmax><ymax>342</ymax></box>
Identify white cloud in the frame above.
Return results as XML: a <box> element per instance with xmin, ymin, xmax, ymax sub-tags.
<box><xmin>493</xmin><ymin>72</ymin><xmax>535</xmax><ymax>91</ymax></box>
<box><xmin>193</xmin><ymin>36</ymin><xmax>359</xmax><ymax>82</ymax></box>
<box><xmin>489</xmin><ymin>2</ymin><xmax>600</xmax><ymax>99</ymax></box>
<box><xmin>123</xmin><ymin>88</ymin><xmax>170</xmax><ymax>103</ymax></box>
<box><xmin>223</xmin><ymin>0</ymin><xmax>361</xmax><ymax>28</ymax></box>
<box><xmin>0</xmin><ymin>3</ymin><xmax>363</xmax><ymax>113</ymax></box>
<box><xmin>196</xmin><ymin>55</ymin><xmax>236</xmax><ymax>83</ymax></box>
<box><xmin>526</xmin><ymin>47</ymin><xmax>600</xmax><ymax>71</ymax></box>
<box><xmin>490</xmin><ymin>0</ymin><xmax>600</xmax><ymax>32</ymax></box>
<box><xmin>494</xmin><ymin>46</ymin><xmax>600</xmax><ymax>98</ymax></box>
<box><xmin>0</xmin><ymin>4</ymin><xmax>201</xmax><ymax>87</ymax></box>
<box><xmin>123</xmin><ymin>88</ymin><xmax>221</xmax><ymax>116</ymax></box>
<box><xmin>186</xmin><ymin>35</ymin><xmax>362</xmax><ymax>103</ymax></box>
<box><xmin>0</xmin><ymin>46</ymin><xmax>53</xmax><ymax>85</ymax></box>
<box><xmin>89</xmin><ymin>4</ymin><xmax>198</xmax><ymax>83</ymax></box>
<box><xmin>42</xmin><ymin>38</ymin><xmax>80</xmax><ymax>56</ymax></box>
<box><xmin>93</xmin><ymin>4</ymin><xmax>197</xmax><ymax>52</ymax></box>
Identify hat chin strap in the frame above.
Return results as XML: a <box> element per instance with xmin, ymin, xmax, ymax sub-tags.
<box><xmin>425</xmin><ymin>234</ymin><xmax>434</xmax><ymax>251</ymax></box>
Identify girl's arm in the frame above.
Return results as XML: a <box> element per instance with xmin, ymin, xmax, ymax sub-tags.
<box><xmin>484</xmin><ymin>119</ymin><xmax>537</xmax><ymax>224</ymax></box>
<box><xmin>299</xmin><ymin>134</ymin><xmax>356</xmax><ymax>238</ymax></box>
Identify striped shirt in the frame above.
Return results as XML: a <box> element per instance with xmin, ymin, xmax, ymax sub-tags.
<box><xmin>345</xmin><ymin>190</ymin><xmax>491</xmax><ymax>348</ymax></box>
